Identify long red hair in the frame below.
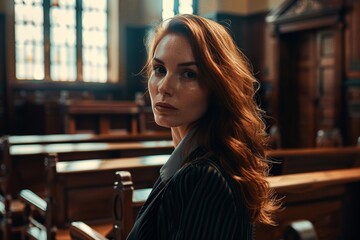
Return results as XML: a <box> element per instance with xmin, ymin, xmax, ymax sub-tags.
<box><xmin>145</xmin><ymin>14</ymin><xmax>279</xmax><ymax>225</ymax></box>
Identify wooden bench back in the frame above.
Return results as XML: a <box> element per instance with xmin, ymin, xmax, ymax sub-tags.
<box><xmin>0</xmin><ymin>136</ymin><xmax>12</xmax><ymax>240</ymax></box>
<box><xmin>19</xmin><ymin>153</ymin><xmax>58</xmax><ymax>240</ymax></box>
<box><xmin>113</xmin><ymin>171</ymin><xmax>152</xmax><ymax>239</ymax></box>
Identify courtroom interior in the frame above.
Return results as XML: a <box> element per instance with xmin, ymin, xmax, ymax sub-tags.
<box><xmin>0</xmin><ymin>0</ymin><xmax>360</xmax><ymax>239</ymax></box>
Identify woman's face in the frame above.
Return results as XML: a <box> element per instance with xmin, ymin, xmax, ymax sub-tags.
<box><xmin>148</xmin><ymin>33</ymin><xmax>209</xmax><ymax>134</ymax></box>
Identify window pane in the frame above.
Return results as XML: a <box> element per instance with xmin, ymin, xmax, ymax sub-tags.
<box><xmin>14</xmin><ymin>0</ymin><xmax>44</xmax><ymax>80</ymax></box>
<box><xmin>179</xmin><ymin>0</ymin><xmax>193</xmax><ymax>14</ymax></box>
<box><xmin>162</xmin><ymin>0</ymin><xmax>194</xmax><ymax>20</ymax></box>
<box><xmin>14</xmin><ymin>0</ymin><xmax>109</xmax><ymax>83</ymax></box>
<box><xmin>50</xmin><ymin>0</ymin><xmax>77</xmax><ymax>81</ymax></box>
<box><xmin>82</xmin><ymin>0</ymin><xmax>108</xmax><ymax>82</ymax></box>
<box><xmin>162</xmin><ymin>0</ymin><xmax>175</xmax><ymax>20</ymax></box>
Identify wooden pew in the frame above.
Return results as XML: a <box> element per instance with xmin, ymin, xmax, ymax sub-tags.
<box><xmin>54</xmin><ymin>154</ymin><xmax>167</xmax><ymax>225</ymax></box>
<box><xmin>69</xmin><ymin>220</ymin><xmax>318</xmax><ymax>240</ymax></box>
<box><xmin>68</xmin><ymin>171</ymin><xmax>152</xmax><ymax>240</ymax></box>
<box><xmin>4</xmin><ymin>136</ymin><xmax>359</xmax><ymax>199</ymax></box>
<box><xmin>63</xmin><ymin>100</ymin><xmax>140</xmax><ymax>135</ymax></box>
<box><xmin>267</xmin><ymin>146</ymin><xmax>360</xmax><ymax>175</ymax></box>
<box><xmin>17</xmin><ymin>154</ymin><xmax>110</xmax><ymax>240</ymax></box>
<box><xmin>8</xmin><ymin>145</ymin><xmax>360</xmax><ymax>238</ymax></box>
<box><xmin>56</xmin><ymin>147</ymin><xmax>359</xmax><ymax>227</ymax></box>
<box><xmin>9</xmin><ymin>140</ymin><xmax>173</xmax><ymax>162</ymax></box>
<box><xmin>257</xmin><ymin>168</ymin><xmax>360</xmax><ymax>240</ymax></box>
<box><xmin>20</xmin><ymin>153</ymin><xmax>168</xmax><ymax>227</ymax></box>
<box><xmin>19</xmin><ymin>153</ymin><xmax>57</xmax><ymax>240</ymax></box>
<box><xmin>118</xmin><ymin>168</ymin><xmax>359</xmax><ymax>240</ymax></box>
<box><xmin>6</xmin><ymin>132</ymin><xmax>171</xmax><ymax>145</ymax></box>
<box><xmin>10</xmin><ymin>146</ymin><xmax>359</xmax><ymax>226</ymax></box>
<box><xmin>112</xmin><ymin>171</ymin><xmax>151</xmax><ymax>239</ymax></box>
<box><xmin>7</xmin><ymin>145</ymin><xmax>360</xmax><ymax>199</ymax></box>
<box><xmin>0</xmin><ymin>137</ymin><xmax>25</xmax><ymax>240</ymax></box>
<box><xmin>4</xmin><ymin>139</ymin><xmax>173</xmax><ymax>197</ymax></box>
<box><xmin>81</xmin><ymin>168</ymin><xmax>360</xmax><ymax>240</ymax></box>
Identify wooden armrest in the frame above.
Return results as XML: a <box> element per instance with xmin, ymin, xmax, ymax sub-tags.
<box><xmin>19</xmin><ymin>189</ymin><xmax>47</xmax><ymax>213</ymax></box>
<box><xmin>283</xmin><ymin>220</ymin><xmax>318</xmax><ymax>240</ymax></box>
<box><xmin>70</xmin><ymin>221</ymin><xmax>109</xmax><ymax>240</ymax></box>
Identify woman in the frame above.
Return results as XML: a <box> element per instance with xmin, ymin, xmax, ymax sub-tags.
<box><xmin>127</xmin><ymin>14</ymin><xmax>278</xmax><ymax>240</ymax></box>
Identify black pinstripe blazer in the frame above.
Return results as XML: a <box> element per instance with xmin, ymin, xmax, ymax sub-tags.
<box><xmin>127</xmin><ymin>150</ymin><xmax>253</xmax><ymax>240</ymax></box>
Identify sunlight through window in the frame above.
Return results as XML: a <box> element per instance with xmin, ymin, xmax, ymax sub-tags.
<box><xmin>162</xmin><ymin>0</ymin><xmax>195</xmax><ymax>20</ymax></box>
<box><xmin>14</xmin><ymin>0</ymin><xmax>109</xmax><ymax>82</ymax></box>
<box><xmin>15</xmin><ymin>0</ymin><xmax>44</xmax><ymax>80</ymax></box>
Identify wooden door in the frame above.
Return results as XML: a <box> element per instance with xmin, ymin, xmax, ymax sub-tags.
<box><xmin>316</xmin><ymin>31</ymin><xmax>338</xmax><ymax>130</ymax></box>
<box><xmin>280</xmin><ymin>29</ymin><xmax>338</xmax><ymax>148</ymax></box>
<box><xmin>294</xmin><ymin>32</ymin><xmax>317</xmax><ymax>148</ymax></box>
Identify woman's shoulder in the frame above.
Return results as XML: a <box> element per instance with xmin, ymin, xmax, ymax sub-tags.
<box><xmin>168</xmin><ymin>157</ymin><xmax>234</xmax><ymax>195</ymax></box>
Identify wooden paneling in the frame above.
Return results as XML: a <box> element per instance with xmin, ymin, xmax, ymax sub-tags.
<box><xmin>125</xmin><ymin>26</ymin><xmax>148</xmax><ymax>99</ymax></box>
<box><xmin>0</xmin><ymin>13</ymin><xmax>6</xmax><ymax>135</ymax></box>
<box><xmin>345</xmin><ymin>0</ymin><xmax>360</xmax><ymax>78</ymax></box>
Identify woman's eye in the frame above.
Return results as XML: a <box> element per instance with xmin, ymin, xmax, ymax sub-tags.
<box><xmin>154</xmin><ymin>65</ymin><xmax>166</xmax><ymax>75</ymax></box>
<box><xmin>183</xmin><ymin>71</ymin><xmax>197</xmax><ymax>79</ymax></box>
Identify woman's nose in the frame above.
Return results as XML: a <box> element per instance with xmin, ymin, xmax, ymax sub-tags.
<box><xmin>158</xmin><ymin>74</ymin><xmax>174</xmax><ymax>96</ymax></box>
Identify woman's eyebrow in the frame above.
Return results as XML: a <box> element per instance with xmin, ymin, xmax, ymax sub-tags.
<box><xmin>153</xmin><ymin>57</ymin><xmax>197</xmax><ymax>67</ymax></box>
<box><xmin>178</xmin><ymin>61</ymin><xmax>197</xmax><ymax>67</ymax></box>
<box><xmin>153</xmin><ymin>57</ymin><xmax>164</xmax><ymax>64</ymax></box>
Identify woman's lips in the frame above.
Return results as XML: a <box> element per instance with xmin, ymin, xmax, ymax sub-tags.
<box><xmin>154</xmin><ymin>102</ymin><xmax>178</xmax><ymax>111</ymax></box>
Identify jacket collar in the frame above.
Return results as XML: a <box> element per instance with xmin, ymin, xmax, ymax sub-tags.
<box><xmin>160</xmin><ymin>128</ymin><xmax>198</xmax><ymax>182</ymax></box>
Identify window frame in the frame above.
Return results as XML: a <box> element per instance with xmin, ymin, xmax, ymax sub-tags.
<box><xmin>162</xmin><ymin>0</ymin><xmax>198</xmax><ymax>20</ymax></box>
<box><xmin>12</xmin><ymin>0</ymin><xmax>110</xmax><ymax>83</ymax></box>
<box><xmin>174</xmin><ymin>0</ymin><xmax>198</xmax><ymax>15</ymax></box>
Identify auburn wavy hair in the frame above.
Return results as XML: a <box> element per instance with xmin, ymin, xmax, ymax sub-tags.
<box><xmin>144</xmin><ymin>14</ymin><xmax>279</xmax><ymax>225</ymax></box>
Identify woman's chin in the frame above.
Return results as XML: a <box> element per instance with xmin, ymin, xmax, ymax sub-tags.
<box><xmin>154</xmin><ymin>120</ymin><xmax>173</xmax><ymax>129</ymax></box>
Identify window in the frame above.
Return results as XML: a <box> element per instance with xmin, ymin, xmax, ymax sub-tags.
<box><xmin>14</xmin><ymin>0</ymin><xmax>108</xmax><ymax>82</ymax></box>
<box><xmin>162</xmin><ymin>0</ymin><xmax>197</xmax><ymax>20</ymax></box>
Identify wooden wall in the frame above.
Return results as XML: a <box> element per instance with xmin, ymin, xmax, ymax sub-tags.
<box><xmin>264</xmin><ymin>0</ymin><xmax>360</xmax><ymax>147</ymax></box>
<box><xmin>345</xmin><ymin>0</ymin><xmax>360</xmax><ymax>145</ymax></box>
<box><xmin>0</xmin><ymin>13</ymin><xmax>7</xmax><ymax>136</ymax></box>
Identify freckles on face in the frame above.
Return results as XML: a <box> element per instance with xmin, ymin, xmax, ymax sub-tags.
<box><xmin>148</xmin><ymin>33</ymin><xmax>209</xmax><ymax>132</ymax></box>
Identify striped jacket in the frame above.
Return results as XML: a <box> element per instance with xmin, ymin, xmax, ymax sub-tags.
<box><xmin>127</xmin><ymin>154</ymin><xmax>253</xmax><ymax>240</ymax></box>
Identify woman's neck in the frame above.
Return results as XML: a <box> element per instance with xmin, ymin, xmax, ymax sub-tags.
<box><xmin>171</xmin><ymin>127</ymin><xmax>189</xmax><ymax>147</ymax></box>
